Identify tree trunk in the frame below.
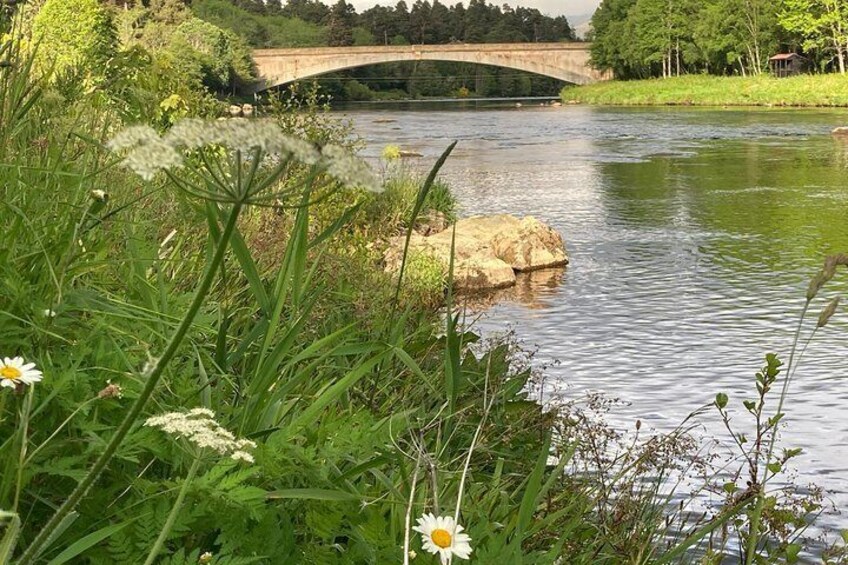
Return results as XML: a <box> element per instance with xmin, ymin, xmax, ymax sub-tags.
<box><xmin>676</xmin><ymin>39</ymin><xmax>681</xmax><ymax>76</ymax></box>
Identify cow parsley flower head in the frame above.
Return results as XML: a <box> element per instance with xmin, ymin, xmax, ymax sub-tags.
<box><xmin>145</xmin><ymin>409</ymin><xmax>257</xmax><ymax>463</ymax></box>
<box><xmin>412</xmin><ymin>514</ymin><xmax>472</xmax><ymax>564</ymax></box>
<box><xmin>109</xmin><ymin>119</ymin><xmax>381</xmax><ymax>193</ymax></box>
<box><xmin>0</xmin><ymin>357</ymin><xmax>43</xmax><ymax>389</ymax></box>
<box><xmin>321</xmin><ymin>144</ymin><xmax>382</xmax><ymax>192</ymax></box>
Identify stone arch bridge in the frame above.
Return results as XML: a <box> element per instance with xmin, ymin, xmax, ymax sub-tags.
<box><xmin>253</xmin><ymin>43</ymin><xmax>609</xmax><ymax>90</ymax></box>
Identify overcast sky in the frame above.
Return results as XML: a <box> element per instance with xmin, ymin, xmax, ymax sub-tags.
<box><xmin>346</xmin><ymin>0</ymin><xmax>601</xmax><ymax>17</ymax></box>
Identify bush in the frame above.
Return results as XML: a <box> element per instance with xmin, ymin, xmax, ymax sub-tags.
<box><xmin>31</xmin><ymin>0</ymin><xmax>117</xmax><ymax>75</ymax></box>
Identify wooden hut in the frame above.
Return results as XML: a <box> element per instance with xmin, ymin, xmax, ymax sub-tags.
<box><xmin>769</xmin><ymin>53</ymin><xmax>806</xmax><ymax>77</ymax></box>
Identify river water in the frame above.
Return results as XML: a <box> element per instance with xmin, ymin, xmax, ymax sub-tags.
<box><xmin>343</xmin><ymin>102</ymin><xmax>848</xmax><ymax>534</ymax></box>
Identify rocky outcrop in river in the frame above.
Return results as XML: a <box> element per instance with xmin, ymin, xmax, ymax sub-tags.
<box><xmin>384</xmin><ymin>214</ymin><xmax>568</xmax><ymax>291</ymax></box>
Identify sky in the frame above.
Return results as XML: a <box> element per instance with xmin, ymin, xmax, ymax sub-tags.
<box><xmin>346</xmin><ymin>0</ymin><xmax>601</xmax><ymax>17</ymax></box>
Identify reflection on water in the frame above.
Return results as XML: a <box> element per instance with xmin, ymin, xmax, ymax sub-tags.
<box><xmin>463</xmin><ymin>268</ymin><xmax>566</xmax><ymax>311</ymax></box>
<box><xmin>345</xmin><ymin>104</ymin><xmax>848</xmax><ymax>533</ymax></box>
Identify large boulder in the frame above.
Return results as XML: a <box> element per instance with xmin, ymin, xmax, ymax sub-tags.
<box><xmin>451</xmin><ymin>215</ymin><xmax>568</xmax><ymax>272</ymax></box>
<box><xmin>383</xmin><ymin>214</ymin><xmax>568</xmax><ymax>292</ymax></box>
<box><xmin>384</xmin><ymin>232</ymin><xmax>516</xmax><ymax>291</ymax></box>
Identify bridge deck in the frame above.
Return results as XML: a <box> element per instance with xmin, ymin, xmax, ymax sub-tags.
<box><xmin>253</xmin><ymin>42</ymin><xmax>592</xmax><ymax>57</ymax></box>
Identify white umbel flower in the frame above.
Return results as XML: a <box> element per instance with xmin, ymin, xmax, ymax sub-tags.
<box><xmin>145</xmin><ymin>409</ymin><xmax>257</xmax><ymax>463</ymax></box>
<box><xmin>321</xmin><ymin>144</ymin><xmax>382</xmax><ymax>193</ymax></box>
<box><xmin>412</xmin><ymin>513</ymin><xmax>472</xmax><ymax>564</ymax></box>
<box><xmin>0</xmin><ymin>357</ymin><xmax>43</xmax><ymax>389</ymax></box>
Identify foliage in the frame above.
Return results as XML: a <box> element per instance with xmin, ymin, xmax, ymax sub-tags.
<box><xmin>192</xmin><ymin>0</ymin><xmax>326</xmax><ymax>48</ymax></box>
<box><xmin>118</xmin><ymin>2</ymin><xmax>254</xmax><ymax>96</ymax></box>
<box><xmin>592</xmin><ymin>0</ymin><xmax>783</xmax><ymax>78</ymax></box>
<box><xmin>779</xmin><ymin>0</ymin><xmax>848</xmax><ymax>74</ymax></box>
<box><xmin>30</xmin><ymin>0</ymin><xmax>117</xmax><ymax>75</ymax></box>
<box><xmin>0</xmin><ymin>9</ymin><xmax>847</xmax><ymax>565</ymax></box>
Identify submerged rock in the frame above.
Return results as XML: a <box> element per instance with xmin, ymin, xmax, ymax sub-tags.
<box><xmin>384</xmin><ymin>214</ymin><xmax>568</xmax><ymax>292</ymax></box>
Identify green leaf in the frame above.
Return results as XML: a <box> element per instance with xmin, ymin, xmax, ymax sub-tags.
<box><xmin>767</xmin><ymin>462</ymin><xmax>782</xmax><ymax>474</ymax></box>
<box><xmin>266</xmin><ymin>489</ymin><xmax>359</xmax><ymax>502</ymax></box>
<box><xmin>785</xmin><ymin>543</ymin><xmax>801</xmax><ymax>563</ymax></box>
<box><xmin>45</xmin><ymin>520</ymin><xmax>133</xmax><ymax>565</ymax></box>
<box><xmin>715</xmin><ymin>393</ymin><xmax>728</xmax><ymax>409</ymax></box>
<box><xmin>0</xmin><ymin>511</ymin><xmax>21</xmax><ymax>565</ymax></box>
<box><xmin>286</xmin><ymin>350</ymin><xmax>389</xmax><ymax>432</ymax></box>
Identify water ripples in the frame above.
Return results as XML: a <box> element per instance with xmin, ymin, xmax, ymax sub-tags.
<box><xmin>346</xmin><ymin>104</ymin><xmax>848</xmax><ymax>534</ymax></box>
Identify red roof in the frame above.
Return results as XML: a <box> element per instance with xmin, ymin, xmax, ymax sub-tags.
<box><xmin>769</xmin><ymin>53</ymin><xmax>804</xmax><ymax>61</ymax></box>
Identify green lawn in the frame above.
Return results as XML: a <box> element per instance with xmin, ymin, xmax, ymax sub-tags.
<box><xmin>562</xmin><ymin>74</ymin><xmax>848</xmax><ymax>107</ymax></box>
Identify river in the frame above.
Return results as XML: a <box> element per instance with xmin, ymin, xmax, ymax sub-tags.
<box><xmin>342</xmin><ymin>102</ymin><xmax>848</xmax><ymax>535</ymax></box>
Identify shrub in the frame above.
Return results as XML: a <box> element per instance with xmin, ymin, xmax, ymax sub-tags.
<box><xmin>31</xmin><ymin>0</ymin><xmax>117</xmax><ymax>76</ymax></box>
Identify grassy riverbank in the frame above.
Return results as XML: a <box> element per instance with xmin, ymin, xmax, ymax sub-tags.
<box><xmin>4</xmin><ymin>2</ymin><xmax>848</xmax><ymax>562</ymax></box>
<box><xmin>561</xmin><ymin>74</ymin><xmax>848</xmax><ymax>107</ymax></box>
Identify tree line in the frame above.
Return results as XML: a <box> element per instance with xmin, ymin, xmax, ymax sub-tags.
<box><xmin>591</xmin><ymin>0</ymin><xmax>848</xmax><ymax>79</ymax></box>
<box><xmin>208</xmin><ymin>0</ymin><xmax>574</xmax><ymax>47</ymax></box>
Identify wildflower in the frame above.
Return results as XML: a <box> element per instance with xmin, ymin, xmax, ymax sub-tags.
<box><xmin>106</xmin><ymin>125</ymin><xmax>160</xmax><ymax>151</ymax></box>
<box><xmin>145</xmin><ymin>409</ymin><xmax>256</xmax><ymax>463</ymax></box>
<box><xmin>412</xmin><ymin>513</ymin><xmax>472</xmax><ymax>564</ymax></box>
<box><xmin>408</xmin><ymin>550</ymin><xmax>417</xmax><ymax>560</ymax></box>
<box><xmin>0</xmin><ymin>357</ymin><xmax>43</xmax><ymax>389</ymax></box>
<box><xmin>230</xmin><ymin>450</ymin><xmax>254</xmax><ymax>463</ymax></box>
<box><xmin>42</xmin><ymin>308</ymin><xmax>57</xmax><ymax>318</ymax></box>
<box><xmin>97</xmin><ymin>381</ymin><xmax>123</xmax><ymax>399</ymax></box>
<box><xmin>382</xmin><ymin>144</ymin><xmax>402</xmax><ymax>160</ymax></box>
<box><xmin>90</xmin><ymin>189</ymin><xmax>108</xmax><ymax>202</ymax></box>
<box><xmin>198</xmin><ymin>551</ymin><xmax>214</xmax><ymax>564</ymax></box>
<box><xmin>109</xmin><ymin>119</ymin><xmax>381</xmax><ymax>195</ymax></box>
<box><xmin>321</xmin><ymin>144</ymin><xmax>382</xmax><ymax>193</ymax></box>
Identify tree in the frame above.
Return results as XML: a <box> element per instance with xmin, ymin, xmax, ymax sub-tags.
<box><xmin>629</xmin><ymin>0</ymin><xmax>698</xmax><ymax>78</ymax></box>
<box><xmin>282</xmin><ymin>0</ymin><xmax>330</xmax><ymax>25</ymax></box>
<box><xmin>409</xmin><ymin>0</ymin><xmax>432</xmax><ymax>44</ymax></box>
<box><xmin>326</xmin><ymin>0</ymin><xmax>354</xmax><ymax>46</ymax></box>
<box><xmin>694</xmin><ymin>0</ymin><xmax>778</xmax><ymax>76</ymax></box>
<box><xmin>590</xmin><ymin>0</ymin><xmax>642</xmax><ymax>77</ymax></box>
<box><xmin>780</xmin><ymin>0</ymin><xmax>848</xmax><ymax>73</ymax></box>
<box><xmin>31</xmin><ymin>0</ymin><xmax>118</xmax><ymax>75</ymax></box>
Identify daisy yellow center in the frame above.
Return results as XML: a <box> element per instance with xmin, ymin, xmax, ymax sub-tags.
<box><xmin>0</xmin><ymin>366</ymin><xmax>21</xmax><ymax>380</ymax></box>
<box><xmin>430</xmin><ymin>529</ymin><xmax>452</xmax><ymax>549</ymax></box>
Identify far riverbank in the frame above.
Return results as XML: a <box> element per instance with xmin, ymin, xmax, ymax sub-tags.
<box><xmin>561</xmin><ymin>74</ymin><xmax>848</xmax><ymax>107</ymax></box>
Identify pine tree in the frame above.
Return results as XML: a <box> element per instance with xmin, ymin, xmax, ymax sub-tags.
<box><xmin>326</xmin><ymin>0</ymin><xmax>354</xmax><ymax>46</ymax></box>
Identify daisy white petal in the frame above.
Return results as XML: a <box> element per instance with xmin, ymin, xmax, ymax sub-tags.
<box><xmin>0</xmin><ymin>356</ymin><xmax>43</xmax><ymax>389</ymax></box>
<box><xmin>412</xmin><ymin>513</ymin><xmax>472</xmax><ymax>562</ymax></box>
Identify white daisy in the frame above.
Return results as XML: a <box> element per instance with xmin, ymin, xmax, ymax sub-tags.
<box><xmin>412</xmin><ymin>513</ymin><xmax>472</xmax><ymax>564</ymax></box>
<box><xmin>0</xmin><ymin>357</ymin><xmax>43</xmax><ymax>389</ymax></box>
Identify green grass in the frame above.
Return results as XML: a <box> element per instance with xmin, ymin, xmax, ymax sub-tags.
<box><xmin>562</xmin><ymin>73</ymin><xmax>848</xmax><ymax>107</ymax></box>
<box><xmin>2</xmin><ymin>10</ymin><xmax>848</xmax><ymax>562</ymax></box>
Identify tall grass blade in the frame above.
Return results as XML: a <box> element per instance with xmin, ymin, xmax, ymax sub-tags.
<box><xmin>391</xmin><ymin>141</ymin><xmax>457</xmax><ymax>310</ymax></box>
<box><xmin>0</xmin><ymin>511</ymin><xmax>20</xmax><ymax>565</ymax></box>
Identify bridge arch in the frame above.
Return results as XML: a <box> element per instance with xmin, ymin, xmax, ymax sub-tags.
<box><xmin>253</xmin><ymin>43</ymin><xmax>609</xmax><ymax>91</ymax></box>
